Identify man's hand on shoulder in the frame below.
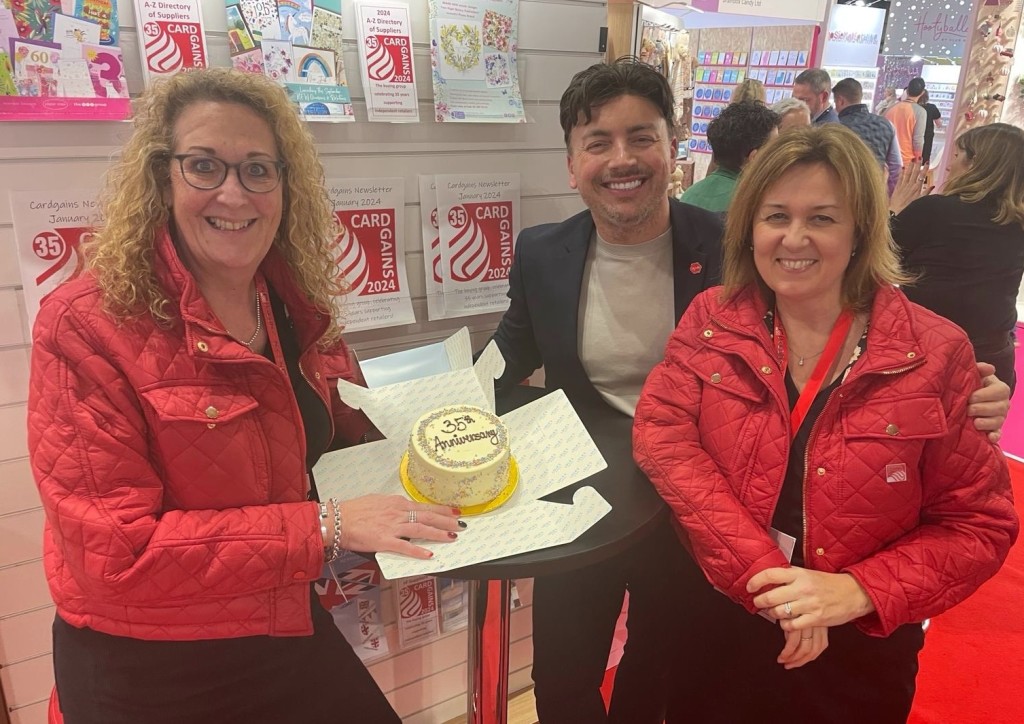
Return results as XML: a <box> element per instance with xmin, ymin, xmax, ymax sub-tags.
<box><xmin>969</xmin><ymin>362</ymin><xmax>1011</xmax><ymax>443</ymax></box>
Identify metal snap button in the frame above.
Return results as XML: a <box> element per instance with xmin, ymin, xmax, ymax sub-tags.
<box><xmin>205</xmin><ymin>406</ymin><xmax>219</xmax><ymax>420</ymax></box>
<box><xmin>760</xmin><ymin>366</ymin><xmax>772</xmax><ymax>375</ymax></box>
<box><xmin>816</xmin><ymin>467</ymin><xmax>826</xmax><ymax>476</ymax></box>
<box><xmin>885</xmin><ymin>423</ymin><xmax>899</xmax><ymax>436</ymax></box>
<box><xmin>703</xmin><ymin>329</ymin><xmax>713</xmax><ymax>338</ymax></box>
<box><xmin>196</xmin><ymin>341</ymin><xmax>209</xmax><ymax>352</ymax></box>
<box><xmin>710</xmin><ymin>373</ymin><xmax>722</xmax><ymax>384</ymax></box>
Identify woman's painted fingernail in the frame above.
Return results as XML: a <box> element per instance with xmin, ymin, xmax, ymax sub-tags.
<box><xmin>451</xmin><ymin>507</ymin><xmax>461</xmax><ymax>515</ymax></box>
<box><xmin>448</xmin><ymin>532</ymin><xmax>458</xmax><ymax>539</ymax></box>
<box><xmin>458</xmin><ymin>520</ymin><xmax>467</xmax><ymax>529</ymax></box>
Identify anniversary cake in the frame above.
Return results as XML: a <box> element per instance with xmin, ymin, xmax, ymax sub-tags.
<box><xmin>403</xmin><ymin>404</ymin><xmax>512</xmax><ymax>508</ymax></box>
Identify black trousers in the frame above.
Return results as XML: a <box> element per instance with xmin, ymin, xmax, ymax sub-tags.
<box><xmin>53</xmin><ymin>590</ymin><xmax>399</xmax><ymax>724</ymax></box>
<box><xmin>666</xmin><ymin>553</ymin><xmax>925</xmax><ymax>724</ymax></box>
<box><xmin>531</xmin><ymin>518</ymin><xmax>691</xmax><ymax>724</ymax></box>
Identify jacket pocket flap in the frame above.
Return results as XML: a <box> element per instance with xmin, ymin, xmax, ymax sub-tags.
<box><xmin>140</xmin><ymin>385</ymin><xmax>259</xmax><ymax>424</ymax></box>
<box><xmin>681</xmin><ymin>352</ymin><xmax>768</xmax><ymax>404</ymax></box>
<box><xmin>842</xmin><ymin>396</ymin><xmax>947</xmax><ymax>440</ymax></box>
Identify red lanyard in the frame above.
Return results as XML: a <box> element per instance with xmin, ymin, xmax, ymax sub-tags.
<box><xmin>774</xmin><ymin>308</ymin><xmax>854</xmax><ymax>437</ymax></box>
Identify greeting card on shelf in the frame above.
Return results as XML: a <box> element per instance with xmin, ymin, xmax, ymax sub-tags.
<box><xmin>133</xmin><ymin>0</ymin><xmax>209</xmax><ymax>85</ymax></box>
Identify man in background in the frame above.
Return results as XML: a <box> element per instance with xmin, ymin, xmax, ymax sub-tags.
<box><xmin>792</xmin><ymin>68</ymin><xmax>839</xmax><ymax>124</ymax></box>
<box><xmin>833</xmin><ymin>77</ymin><xmax>902</xmax><ymax>192</ymax></box>
<box><xmin>680</xmin><ymin>100</ymin><xmax>779</xmax><ymax>214</ymax></box>
<box><xmin>489</xmin><ymin>58</ymin><xmax>723</xmax><ymax>723</ymax></box>
<box><xmin>771</xmin><ymin>97</ymin><xmax>812</xmax><ymax>131</ymax></box>
<box><xmin>886</xmin><ymin>76</ymin><xmax>927</xmax><ymax>163</ymax></box>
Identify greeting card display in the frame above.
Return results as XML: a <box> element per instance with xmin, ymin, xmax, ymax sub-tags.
<box><xmin>354</xmin><ymin>0</ymin><xmax>417</xmax><ymax>122</ymax></box>
<box><xmin>9</xmin><ymin>188</ymin><xmax>99</xmax><ymax>328</ymax></box>
<box><xmin>418</xmin><ymin>175</ymin><xmax>445</xmax><ymax>320</ymax></box>
<box><xmin>428</xmin><ymin>0</ymin><xmax>524</xmax><ymax>122</ymax></box>
<box><xmin>317</xmin><ymin>552</ymin><xmax>390</xmax><ymax>662</ymax></box>
<box><xmin>396</xmin><ymin>576</ymin><xmax>440</xmax><ymax>649</ymax></box>
<box><xmin>327</xmin><ymin>177</ymin><xmax>415</xmax><ymax>332</ymax></box>
<box><xmin>228</xmin><ymin>0</ymin><xmax>354</xmax><ymax>121</ymax></box>
<box><xmin>0</xmin><ymin>0</ymin><xmax>127</xmax><ymax>119</ymax></box>
<box><xmin>133</xmin><ymin>0</ymin><xmax>209</xmax><ymax>84</ymax></box>
<box><xmin>432</xmin><ymin>172</ymin><xmax>520</xmax><ymax>318</ymax></box>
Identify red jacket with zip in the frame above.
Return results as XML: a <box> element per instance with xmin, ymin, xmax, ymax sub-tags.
<box><xmin>634</xmin><ymin>284</ymin><xmax>1018</xmax><ymax>636</ymax></box>
<box><xmin>28</xmin><ymin>229</ymin><xmax>367</xmax><ymax>640</ymax></box>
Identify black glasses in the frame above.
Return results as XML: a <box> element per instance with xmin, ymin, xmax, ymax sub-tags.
<box><xmin>172</xmin><ymin>154</ymin><xmax>286</xmax><ymax>193</ymax></box>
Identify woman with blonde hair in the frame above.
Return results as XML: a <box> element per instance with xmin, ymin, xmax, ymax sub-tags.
<box><xmin>891</xmin><ymin>123</ymin><xmax>1024</xmax><ymax>393</ymax></box>
<box><xmin>634</xmin><ymin>124</ymin><xmax>1017</xmax><ymax>723</ymax></box>
<box><xmin>29</xmin><ymin>68</ymin><xmax>461</xmax><ymax>724</ymax></box>
<box><xmin>731</xmin><ymin>77</ymin><xmax>766</xmax><ymax>105</ymax></box>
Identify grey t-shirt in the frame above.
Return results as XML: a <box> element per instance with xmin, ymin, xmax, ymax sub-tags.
<box><xmin>578</xmin><ymin>229</ymin><xmax>675</xmax><ymax>417</ymax></box>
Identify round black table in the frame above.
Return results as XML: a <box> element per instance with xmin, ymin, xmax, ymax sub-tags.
<box><xmin>446</xmin><ymin>385</ymin><xmax>672</xmax><ymax>724</ymax></box>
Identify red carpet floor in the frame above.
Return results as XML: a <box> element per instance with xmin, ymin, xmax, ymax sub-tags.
<box><xmin>908</xmin><ymin>457</ymin><xmax>1024</xmax><ymax>724</ymax></box>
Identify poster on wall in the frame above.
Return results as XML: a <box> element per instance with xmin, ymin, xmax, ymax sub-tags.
<box><xmin>354</xmin><ymin>0</ymin><xmax>418</xmax><ymax>122</ymax></box>
<box><xmin>9</xmin><ymin>188</ymin><xmax>98</xmax><ymax>328</ymax></box>
<box><xmin>134</xmin><ymin>0</ymin><xmax>210</xmax><ymax>84</ymax></box>
<box><xmin>427</xmin><ymin>0</ymin><xmax>525</xmax><ymax>123</ymax></box>
<box><xmin>328</xmin><ymin>177</ymin><xmax>415</xmax><ymax>332</ymax></box>
<box><xmin>225</xmin><ymin>0</ymin><xmax>355</xmax><ymax>121</ymax></box>
<box><xmin>417</xmin><ymin>175</ymin><xmax>445</xmax><ymax>321</ymax></box>
<box><xmin>396</xmin><ymin>575</ymin><xmax>440</xmax><ymax>649</ymax></box>
<box><xmin>0</xmin><ymin>1</ymin><xmax>130</xmax><ymax>120</ymax></box>
<box><xmin>434</xmin><ymin>172</ymin><xmax>519</xmax><ymax>317</ymax></box>
<box><xmin>317</xmin><ymin>552</ymin><xmax>390</xmax><ymax>663</ymax></box>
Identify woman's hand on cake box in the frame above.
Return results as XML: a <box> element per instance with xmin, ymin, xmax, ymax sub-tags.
<box><xmin>339</xmin><ymin>495</ymin><xmax>463</xmax><ymax>559</ymax></box>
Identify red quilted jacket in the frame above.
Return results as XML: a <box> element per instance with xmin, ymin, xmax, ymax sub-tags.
<box><xmin>28</xmin><ymin>229</ymin><xmax>367</xmax><ymax>640</ymax></box>
<box><xmin>634</xmin><ymin>285</ymin><xmax>1018</xmax><ymax>637</ymax></box>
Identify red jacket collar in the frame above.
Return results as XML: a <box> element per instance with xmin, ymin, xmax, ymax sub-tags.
<box><xmin>711</xmin><ymin>284</ymin><xmax>925</xmax><ymax>376</ymax></box>
<box><xmin>154</xmin><ymin>227</ymin><xmax>330</xmax><ymax>351</ymax></box>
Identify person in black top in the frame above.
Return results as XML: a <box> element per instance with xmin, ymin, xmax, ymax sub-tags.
<box><xmin>917</xmin><ymin>91</ymin><xmax>942</xmax><ymax>166</ymax></box>
<box><xmin>891</xmin><ymin>123</ymin><xmax>1024</xmax><ymax>393</ymax></box>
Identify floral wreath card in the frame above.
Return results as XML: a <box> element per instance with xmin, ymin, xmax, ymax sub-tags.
<box><xmin>428</xmin><ymin>0</ymin><xmax>524</xmax><ymax>123</ymax></box>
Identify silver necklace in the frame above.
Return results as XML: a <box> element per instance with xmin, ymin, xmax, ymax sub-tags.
<box><xmin>240</xmin><ymin>293</ymin><xmax>262</xmax><ymax>349</ymax></box>
<box><xmin>791</xmin><ymin>346</ymin><xmax>825</xmax><ymax>367</ymax></box>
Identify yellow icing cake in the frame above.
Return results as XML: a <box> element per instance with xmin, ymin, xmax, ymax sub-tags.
<box><xmin>405</xmin><ymin>405</ymin><xmax>511</xmax><ymax>508</ymax></box>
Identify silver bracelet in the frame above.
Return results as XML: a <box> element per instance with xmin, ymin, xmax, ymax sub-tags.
<box><xmin>319</xmin><ymin>501</ymin><xmax>331</xmax><ymax>556</ymax></box>
<box><xmin>326</xmin><ymin>497</ymin><xmax>343</xmax><ymax>562</ymax></box>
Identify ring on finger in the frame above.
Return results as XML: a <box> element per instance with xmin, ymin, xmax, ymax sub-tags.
<box><xmin>783</xmin><ymin>601</ymin><xmax>793</xmax><ymax>617</ymax></box>
<box><xmin>801</xmin><ymin>635</ymin><xmax>813</xmax><ymax>641</ymax></box>
<box><xmin>408</xmin><ymin>510</ymin><xmax>417</xmax><ymax>524</ymax></box>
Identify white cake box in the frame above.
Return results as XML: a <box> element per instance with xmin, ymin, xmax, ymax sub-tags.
<box><xmin>313</xmin><ymin>328</ymin><xmax>611</xmax><ymax>580</ymax></box>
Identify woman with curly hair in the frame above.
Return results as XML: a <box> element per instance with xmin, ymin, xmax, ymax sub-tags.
<box><xmin>28</xmin><ymin>68</ymin><xmax>460</xmax><ymax>724</ymax></box>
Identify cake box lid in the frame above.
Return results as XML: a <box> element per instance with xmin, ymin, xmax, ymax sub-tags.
<box><xmin>313</xmin><ymin>328</ymin><xmax>611</xmax><ymax>580</ymax></box>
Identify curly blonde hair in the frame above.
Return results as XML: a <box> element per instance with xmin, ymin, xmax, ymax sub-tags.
<box><xmin>84</xmin><ymin>67</ymin><xmax>345</xmax><ymax>346</ymax></box>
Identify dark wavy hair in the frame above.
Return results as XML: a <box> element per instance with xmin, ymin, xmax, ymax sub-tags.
<box><xmin>707</xmin><ymin>101</ymin><xmax>779</xmax><ymax>172</ymax></box>
<box><xmin>559</xmin><ymin>57</ymin><xmax>676</xmax><ymax>148</ymax></box>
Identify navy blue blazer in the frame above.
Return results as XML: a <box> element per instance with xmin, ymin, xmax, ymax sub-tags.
<box><xmin>490</xmin><ymin>198</ymin><xmax>724</xmax><ymax>409</ymax></box>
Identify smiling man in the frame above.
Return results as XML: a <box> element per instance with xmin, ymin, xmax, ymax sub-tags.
<box><xmin>486</xmin><ymin>59</ymin><xmax>724</xmax><ymax>723</ymax></box>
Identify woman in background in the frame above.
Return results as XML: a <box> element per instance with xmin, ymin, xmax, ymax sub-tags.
<box><xmin>918</xmin><ymin>91</ymin><xmax>942</xmax><ymax>166</ymax></box>
<box><xmin>634</xmin><ymin>125</ymin><xmax>1017</xmax><ymax>723</ymax></box>
<box><xmin>731</xmin><ymin>78</ymin><xmax>766</xmax><ymax>105</ymax></box>
<box><xmin>875</xmin><ymin>86</ymin><xmax>898</xmax><ymax>116</ymax></box>
<box><xmin>29</xmin><ymin>68</ymin><xmax>461</xmax><ymax>724</ymax></box>
<box><xmin>891</xmin><ymin>123</ymin><xmax>1024</xmax><ymax>393</ymax></box>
